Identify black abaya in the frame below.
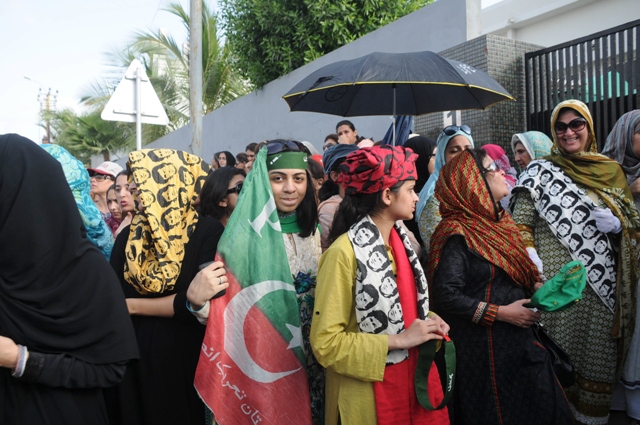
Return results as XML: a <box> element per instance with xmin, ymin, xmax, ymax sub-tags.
<box><xmin>107</xmin><ymin>216</ymin><xmax>224</xmax><ymax>425</ymax></box>
<box><xmin>0</xmin><ymin>134</ymin><xmax>139</xmax><ymax>425</ymax></box>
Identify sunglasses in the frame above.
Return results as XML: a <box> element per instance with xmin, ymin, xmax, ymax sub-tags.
<box><xmin>226</xmin><ymin>182</ymin><xmax>243</xmax><ymax>195</ymax></box>
<box><xmin>554</xmin><ymin>118</ymin><xmax>587</xmax><ymax>134</ymax></box>
<box><xmin>90</xmin><ymin>174</ymin><xmax>114</xmax><ymax>182</ymax></box>
<box><xmin>481</xmin><ymin>162</ymin><xmax>498</xmax><ymax>175</ymax></box>
<box><xmin>266</xmin><ymin>140</ymin><xmax>311</xmax><ymax>155</ymax></box>
<box><xmin>443</xmin><ymin>125</ymin><xmax>472</xmax><ymax>136</ymax></box>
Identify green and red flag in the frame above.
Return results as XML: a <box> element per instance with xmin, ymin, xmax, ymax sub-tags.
<box><xmin>194</xmin><ymin>148</ymin><xmax>312</xmax><ymax>425</ymax></box>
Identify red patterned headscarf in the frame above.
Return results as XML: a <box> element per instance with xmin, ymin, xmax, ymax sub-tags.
<box><xmin>336</xmin><ymin>145</ymin><xmax>418</xmax><ymax>195</ymax></box>
<box><xmin>426</xmin><ymin>150</ymin><xmax>538</xmax><ymax>290</ymax></box>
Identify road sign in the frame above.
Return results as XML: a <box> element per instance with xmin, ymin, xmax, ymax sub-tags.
<box><xmin>101</xmin><ymin>59</ymin><xmax>169</xmax><ymax>149</ymax></box>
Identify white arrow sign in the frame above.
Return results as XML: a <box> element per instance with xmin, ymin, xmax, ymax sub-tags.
<box><xmin>101</xmin><ymin>59</ymin><xmax>169</xmax><ymax>149</ymax></box>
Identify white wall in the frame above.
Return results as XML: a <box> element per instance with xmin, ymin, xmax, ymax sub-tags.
<box><xmin>483</xmin><ymin>0</ymin><xmax>640</xmax><ymax>47</ymax></box>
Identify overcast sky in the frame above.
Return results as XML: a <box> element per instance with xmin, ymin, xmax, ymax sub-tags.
<box><xmin>1</xmin><ymin>0</ymin><xmax>501</xmax><ymax>144</ymax></box>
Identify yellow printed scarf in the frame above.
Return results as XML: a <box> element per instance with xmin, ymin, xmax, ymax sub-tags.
<box><xmin>124</xmin><ymin>149</ymin><xmax>210</xmax><ymax>294</ymax></box>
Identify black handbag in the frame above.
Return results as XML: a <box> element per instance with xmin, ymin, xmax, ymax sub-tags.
<box><xmin>531</xmin><ymin>322</ymin><xmax>575</xmax><ymax>388</ymax></box>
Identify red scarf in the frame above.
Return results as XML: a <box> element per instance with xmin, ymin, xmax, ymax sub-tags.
<box><xmin>373</xmin><ymin>228</ymin><xmax>449</xmax><ymax>425</ymax></box>
<box><xmin>427</xmin><ymin>150</ymin><xmax>538</xmax><ymax>290</ymax></box>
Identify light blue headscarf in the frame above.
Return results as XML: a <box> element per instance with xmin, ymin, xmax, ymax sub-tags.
<box><xmin>415</xmin><ymin>129</ymin><xmax>475</xmax><ymax>221</ymax></box>
<box><xmin>42</xmin><ymin>145</ymin><xmax>114</xmax><ymax>259</ymax></box>
<box><xmin>510</xmin><ymin>131</ymin><xmax>553</xmax><ymax>166</ymax></box>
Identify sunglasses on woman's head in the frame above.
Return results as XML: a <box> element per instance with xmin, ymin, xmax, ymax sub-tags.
<box><xmin>226</xmin><ymin>182</ymin><xmax>243</xmax><ymax>195</ymax></box>
<box><xmin>554</xmin><ymin>118</ymin><xmax>587</xmax><ymax>134</ymax></box>
<box><xmin>443</xmin><ymin>125</ymin><xmax>472</xmax><ymax>136</ymax></box>
<box><xmin>265</xmin><ymin>140</ymin><xmax>311</xmax><ymax>155</ymax></box>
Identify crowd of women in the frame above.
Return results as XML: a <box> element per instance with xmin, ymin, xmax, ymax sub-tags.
<box><xmin>1</xmin><ymin>99</ymin><xmax>639</xmax><ymax>425</ymax></box>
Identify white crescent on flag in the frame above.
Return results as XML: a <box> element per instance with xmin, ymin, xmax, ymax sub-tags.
<box><xmin>224</xmin><ymin>280</ymin><xmax>303</xmax><ymax>383</ymax></box>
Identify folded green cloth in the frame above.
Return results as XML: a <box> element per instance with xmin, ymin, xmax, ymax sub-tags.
<box><xmin>528</xmin><ymin>261</ymin><xmax>587</xmax><ymax>312</ymax></box>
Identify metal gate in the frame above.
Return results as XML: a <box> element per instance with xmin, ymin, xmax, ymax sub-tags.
<box><xmin>525</xmin><ymin>19</ymin><xmax>639</xmax><ymax>149</ymax></box>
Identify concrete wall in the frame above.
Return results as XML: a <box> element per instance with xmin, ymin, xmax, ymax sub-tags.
<box><xmin>115</xmin><ymin>0</ymin><xmax>480</xmax><ymax>166</ymax></box>
<box><xmin>482</xmin><ymin>0</ymin><xmax>640</xmax><ymax>47</ymax></box>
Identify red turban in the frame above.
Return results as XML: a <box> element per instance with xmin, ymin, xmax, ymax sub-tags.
<box><xmin>336</xmin><ymin>145</ymin><xmax>418</xmax><ymax>195</ymax></box>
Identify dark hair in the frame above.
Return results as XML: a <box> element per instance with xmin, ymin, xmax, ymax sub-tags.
<box><xmin>212</xmin><ymin>151</ymin><xmax>237</xmax><ymax>168</ymax></box>
<box><xmin>336</xmin><ymin>120</ymin><xmax>355</xmax><ymax>132</ymax></box>
<box><xmin>236</xmin><ymin>152</ymin><xmax>248</xmax><ymax>164</ymax></box>
<box><xmin>318</xmin><ymin>156</ymin><xmax>348</xmax><ymax>202</ymax></box>
<box><xmin>245</xmin><ymin>143</ymin><xmax>257</xmax><ymax>152</ymax></box>
<box><xmin>325</xmin><ymin>134</ymin><xmax>339</xmax><ymax>143</ymax></box>
<box><xmin>199</xmin><ymin>167</ymin><xmax>246</xmax><ymax>220</ymax></box>
<box><xmin>116</xmin><ymin>169</ymin><xmax>130</xmax><ymax>180</ymax></box>
<box><xmin>329</xmin><ymin>180</ymin><xmax>404</xmax><ymax>243</ymax></box>
<box><xmin>294</xmin><ymin>171</ymin><xmax>319</xmax><ymax>238</ymax></box>
<box><xmin>471</xmin><ymin>147</ymin><xmax>489</xmax><ymax>169</ymax></box>
<box><xmin>318</xmin><ymin>178</ymin><xmax>340</xmax><ymax>202</ymax></box>
<box><xmin>108</xmin><ymin>184</ymin><xmax>116</xmax><ymax>193</ymax></box>
<box><xmin>307</xmin><ymin>157</ymin><xmax>324</xmax><ymax>180</ymax></box>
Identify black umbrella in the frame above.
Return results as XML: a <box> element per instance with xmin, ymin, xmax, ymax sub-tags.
<box><xmin>283</xmin><ymin>50</ymin><xmax>514</xmax><ymax>117</ymax></box>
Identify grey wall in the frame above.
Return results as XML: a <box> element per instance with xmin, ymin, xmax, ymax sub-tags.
<box><xmin>119</xmin><ymin>0</ymin><xmax>480</xmax><ymax>165</ymax></box>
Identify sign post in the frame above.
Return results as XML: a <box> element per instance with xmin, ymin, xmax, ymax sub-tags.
<box><xmin>101</xmin><ymin>59</ymin><xmax>169</xmax><ymax>150</ymax></box>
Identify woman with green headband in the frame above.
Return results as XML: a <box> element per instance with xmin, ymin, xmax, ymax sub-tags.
<box><xmin>265</xmin><ymin>139</ymin><xmax>324</xmax><ymax>423</ymax></box>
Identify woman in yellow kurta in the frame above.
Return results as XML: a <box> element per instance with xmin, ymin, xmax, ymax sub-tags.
<box><xmin>310</xmin><ymin>145</ymin><xmax>450</xmax><ymax>425</ymax></box>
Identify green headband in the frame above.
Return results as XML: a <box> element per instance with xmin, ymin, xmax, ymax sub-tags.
<box><xmin>266</xmin><ymin>151</ymin><xmax>308</xmax><ymax>171</ymax></box>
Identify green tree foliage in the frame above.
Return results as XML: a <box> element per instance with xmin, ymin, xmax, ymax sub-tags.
<box><xmin>82</xmin><ymin>1</ymin><xmax>249</xmax><ymax>149</ymax></box>
<box><xmin>49</xmin><ymin>108</ymin><xmax>134</xmax><ymax>164</ymax></box>
<box><xmin>220</xmin><ymin>0</ymin><xmax>433</xmax><ymax>87</ymax></box>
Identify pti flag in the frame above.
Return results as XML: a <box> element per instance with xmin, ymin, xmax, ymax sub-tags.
<box><xmin>194</xmin><ymin>148</ymin><xmax>312</xmax><ymax>425</ymax></box>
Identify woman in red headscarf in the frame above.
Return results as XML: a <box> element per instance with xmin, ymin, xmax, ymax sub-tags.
<box><xmin>482</xmin><ymin>144</ymin><xmax>518</xmax><ymax>213</ymax></box>
<box><xmin>310</xmin><ymin>145</ymin><xmax>450</xmax><ymax>425</ymax></box>
<box><xmin>428</xmin><ymin>148</ymin><xmax>572</xmax><ymax>425</ymax></box>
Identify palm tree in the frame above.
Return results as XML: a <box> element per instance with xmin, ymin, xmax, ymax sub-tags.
<box><xmin>50</xmin><ymin>108</ymin><xmax>134</xmax><ymax>164</ymax></box>
<box><xmin>84</xmin><ymin>1</ymin><xmax>249</xmax><ymax>144</ymax></box>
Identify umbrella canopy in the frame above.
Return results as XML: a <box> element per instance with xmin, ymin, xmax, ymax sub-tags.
<box><xmin>283</xmin><ymin>50</ymin><xmax>513</xmax><ymax>117</ymax></box>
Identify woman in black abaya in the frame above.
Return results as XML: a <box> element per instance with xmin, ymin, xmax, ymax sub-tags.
<box><xmin>0</xmin><ymin>134</ymin><xmax>139</xmax><ymax>425</ymax></box>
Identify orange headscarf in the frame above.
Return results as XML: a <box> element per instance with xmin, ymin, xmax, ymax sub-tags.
<box><xmin>427</xmin><ymin>149</ymin><xmax>539</xmax><ymax>290</ymax></box>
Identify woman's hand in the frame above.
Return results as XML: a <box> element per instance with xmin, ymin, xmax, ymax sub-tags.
<box><xmin>428</xmin><ymin>313</ymin><xmax>450</xmax><ymax>335</ymax></box>
<box><xmin>187</xmin><ymin>261</ymin><xmax>229</xmax><ymax>310</ymax></box>
<box><xmin>496</xmin><ymin>299</ymin><xmax>540</xmax><ymax>328</ymax></box>
<box><xmin>388</xmin><ymin>318</ymin><xmax>443</xmax><ymax>350</ymax></box>
<box><xmin>0</xmin><ymin>336</ymin><xmax>20</xmax><ymax>369</ymax></box>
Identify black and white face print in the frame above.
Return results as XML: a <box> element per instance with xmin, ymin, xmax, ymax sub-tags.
<box><xmin>353</xmin><ymin>222</ymin><xmax>378</xmax><ymax>247</ymax></box>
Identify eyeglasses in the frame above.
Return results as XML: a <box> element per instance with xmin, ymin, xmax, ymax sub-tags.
<box><xmin>226</xmin><ymin>182</ymin><xmax>243</xmax><ymax>195</ymax></box>
<box><xmin>481</xmin><ymin>162</ymin><xmax>498</xmax><ymax>175</ymax></box>
<box><xmin>89</xmin><ymin>174</ymin><xmax>114</xmax><ymax>182</ymax></box>
<box><xmin>554</xmin><ymin>118</ymin><xmax>587</xmax><ymax>134</ymax></box>
<box><xmin>323</xmin><ymin>143</ymin><xmax>336</xmax><ymax>151</ymax></box>
<box><xmin>265</xmin><ymin>140</ymin><xmax>311</xmax><ymax>155</ymax></box>
<box><xmin>443</xmin><ymin>125</ymin><xmax>472</xmax><ymax>136</ymax></box>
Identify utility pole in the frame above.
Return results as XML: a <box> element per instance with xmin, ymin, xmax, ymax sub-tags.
<box><xmin>189</xmin><ymin>0</ymin><xmax>203</xmax><ymax>156</ymax></box>
<box><xmin>24</xmin><ymin>76</ymin><xmax>58</xmax><ymax>144</ymax></box>
<box><xmin>39</xmin><ymin>88</ymin><xmax>58</xmax><ymax>143</ymax></box>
